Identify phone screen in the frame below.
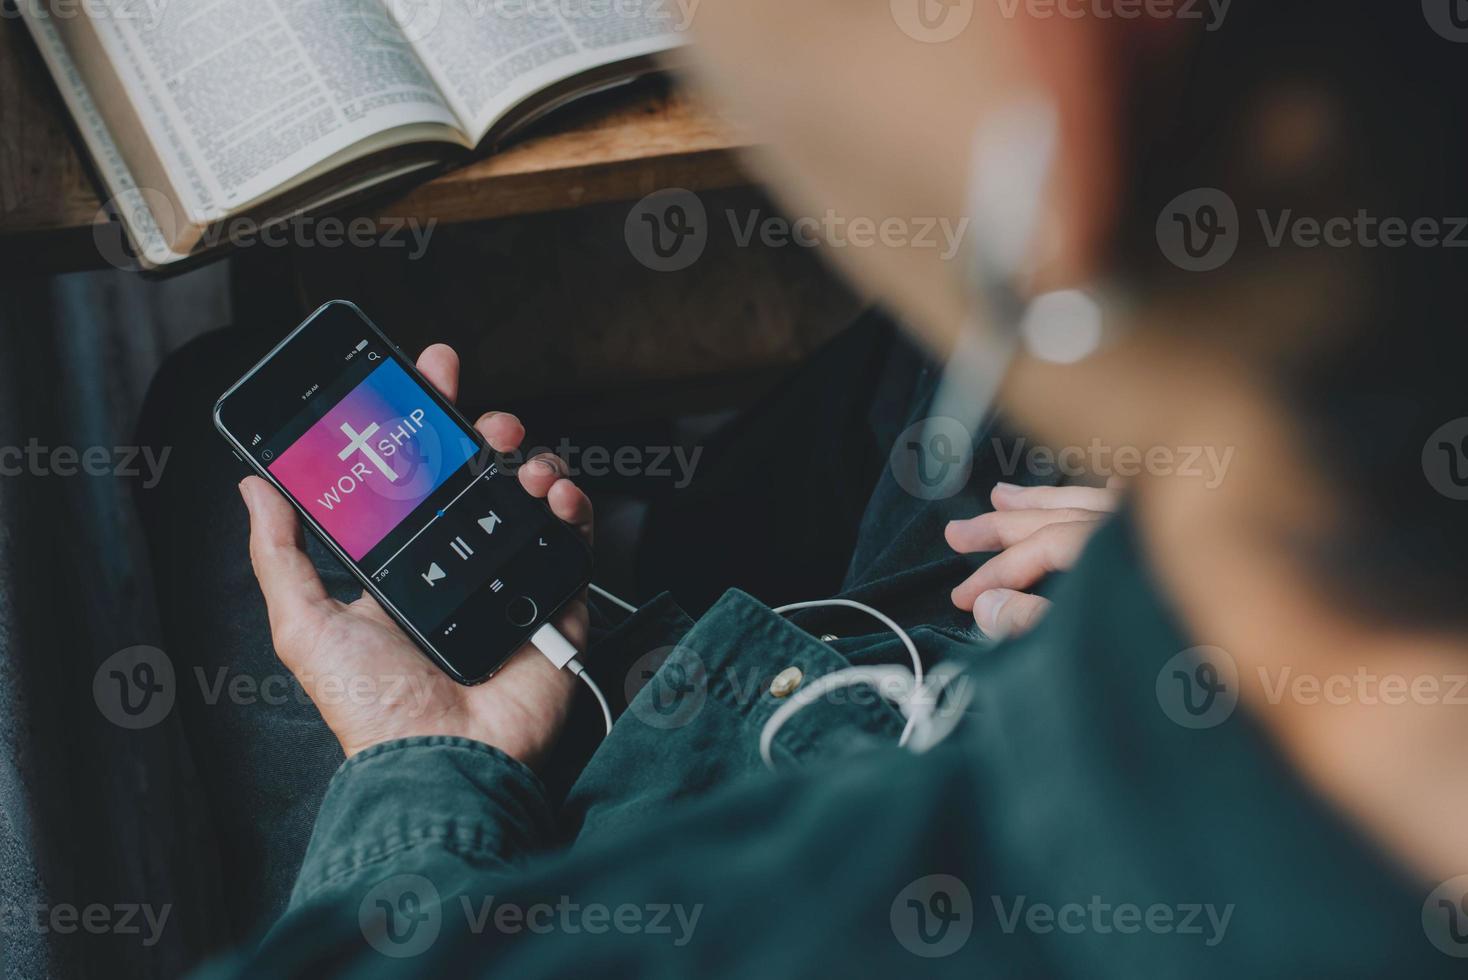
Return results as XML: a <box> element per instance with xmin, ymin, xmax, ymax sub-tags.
<box><xmin>216</xmin><ymin>302</ymin><xmax>592</xmax><ymax>683</ymax></box>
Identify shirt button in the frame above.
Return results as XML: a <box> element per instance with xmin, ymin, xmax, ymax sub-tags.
<box><xmin>770</xmin><ymin>666</ymin><xmax>804</xmax><ymax>698</ymax></box>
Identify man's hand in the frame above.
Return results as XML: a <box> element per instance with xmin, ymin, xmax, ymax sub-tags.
<box><xmin>239</xmin><ymin>344</ymin><xmax>592</xmax><ymax>768</ymax></box>
<box><xmin>946</xmin><ymin>482</ymin><xmax>1119</xmax><ymax>639</ymax></box>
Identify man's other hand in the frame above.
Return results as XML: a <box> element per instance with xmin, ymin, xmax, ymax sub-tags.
<box><xmin>946</xmin><ymin>482</ymin><xmax>1118</xmax><ymax>639</ymax></box>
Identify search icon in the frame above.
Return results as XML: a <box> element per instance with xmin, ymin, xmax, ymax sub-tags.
<box><xmin>367</xmin><ymin>351</ymin><xmax>380</xmax><ymax>361</ymax></box>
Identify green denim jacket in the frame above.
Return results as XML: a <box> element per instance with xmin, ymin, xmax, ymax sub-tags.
<box><xmin>198</xmin><ymin>514</ymin><xmax>1445</xmax><ymax>978</ymax></box>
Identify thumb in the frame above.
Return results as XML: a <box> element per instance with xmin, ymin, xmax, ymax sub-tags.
<box><xmin>973</xmin><ymin>589</ymin><xmax>1051</xmax><ymax>640</ymax></box>
<box><xmin>241</xmin><ymin>476</ymin><xmax>333</xmax><ymax>640</ymax></box>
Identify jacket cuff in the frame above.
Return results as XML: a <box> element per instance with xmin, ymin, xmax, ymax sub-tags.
<box><xmin>289</xmin><ymin>736</ymin><xmax>552</xmax><ymax>911</ymax></box>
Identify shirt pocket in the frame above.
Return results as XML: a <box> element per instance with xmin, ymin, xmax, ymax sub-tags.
<box><xmin>561</xmin><ymin>589</ymin><xmax>907</xmax><ymax>846</ymax></box>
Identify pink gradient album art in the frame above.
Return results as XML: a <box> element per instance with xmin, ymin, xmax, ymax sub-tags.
<box><xmin>268</xmin><ymin>361</ymin><xmax>476</xmax><ymax>560</ymax></box>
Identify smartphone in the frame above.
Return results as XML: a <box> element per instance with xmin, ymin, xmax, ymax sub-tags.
<box><xmin>214</xmin><ymin>300</ymin><xmax>593</xmax><ymax>684</ymax></box>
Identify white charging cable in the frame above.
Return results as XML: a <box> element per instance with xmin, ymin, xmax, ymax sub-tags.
<box><xmin>536</xmin><ymin>587</ymin><xmax>972</xmax><ymax>764</ymax></box>
<box><xmin>532</xmin><ymin>622</ymin><xmax>613</xmax><ymax>735</ymax></box>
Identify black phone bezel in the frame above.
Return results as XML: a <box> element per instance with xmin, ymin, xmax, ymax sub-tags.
<box><xmin>213</xmin><ymin>300</ymin><xmax>593</xmax><ymax>685</ymax></box>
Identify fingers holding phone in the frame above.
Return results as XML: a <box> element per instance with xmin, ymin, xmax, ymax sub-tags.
<box><xmin>220</xmin><ymin>303</ymin><xmax>597</xmax><ymax>763</ymax></box>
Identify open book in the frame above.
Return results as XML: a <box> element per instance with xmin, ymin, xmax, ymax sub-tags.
<box><xmin>20</xmin><ymin>0</ymin><xmax>687</xmax><ymax>270</ymax></box>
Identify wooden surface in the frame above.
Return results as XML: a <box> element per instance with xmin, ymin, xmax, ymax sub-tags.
<box><xmin>0</xmin><ymin>15</ymin><xmax>750</xmax><ymax>268</ymax></box>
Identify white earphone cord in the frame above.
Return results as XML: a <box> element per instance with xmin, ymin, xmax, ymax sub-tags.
<box><xmin>534</xmin><ymin>587</ymin><xmax>972</xmax><ymax>764</ymax></box>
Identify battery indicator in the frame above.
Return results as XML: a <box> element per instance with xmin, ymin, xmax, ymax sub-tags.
<box><xmin>354</xmin><ymin>339</ymin><xmax>369</xmax><ymax>353</ymax></box>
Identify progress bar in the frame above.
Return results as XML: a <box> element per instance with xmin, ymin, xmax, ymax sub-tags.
<box><xmin>370</xmin><ymin>467</ymin><xmax>495</xmax><ymax>579</ymax></box>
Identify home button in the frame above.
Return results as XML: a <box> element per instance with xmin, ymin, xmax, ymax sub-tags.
<box><xmin>506</xmin><ymin>596</ymin><xmax>538</xmax><ymax>628</ymax></box>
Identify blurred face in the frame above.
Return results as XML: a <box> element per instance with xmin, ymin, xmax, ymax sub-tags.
<box><xmin>682</xmin><ymin>0</ymin><xmax>1129</xmax><ymax>355</ymax></box>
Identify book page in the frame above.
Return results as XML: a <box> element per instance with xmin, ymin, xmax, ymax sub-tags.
<box><xmin>400</xmin><ymin>0</ymin><xmax>686</xmax><ymax>141</ymax></box>
<box><xmin>20</xmin><ymin>13</ymin><xmax>188</xmax><ymax>268</ymax></box>
<box><xmin>82</xmin><ymin>0</ymin><xmax>466</xmax><ymax>221</ymax></box>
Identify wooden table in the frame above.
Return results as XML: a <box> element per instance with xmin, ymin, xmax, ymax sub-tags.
<box><xmin>0</xmin><ymin>15</ymin><xmax>750</xmax><ymax>273</ymax></box>
<box><xmin>0</xmin><ymin>16</ymin><xmax>863</xmax><ymax>423</ymax></box>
